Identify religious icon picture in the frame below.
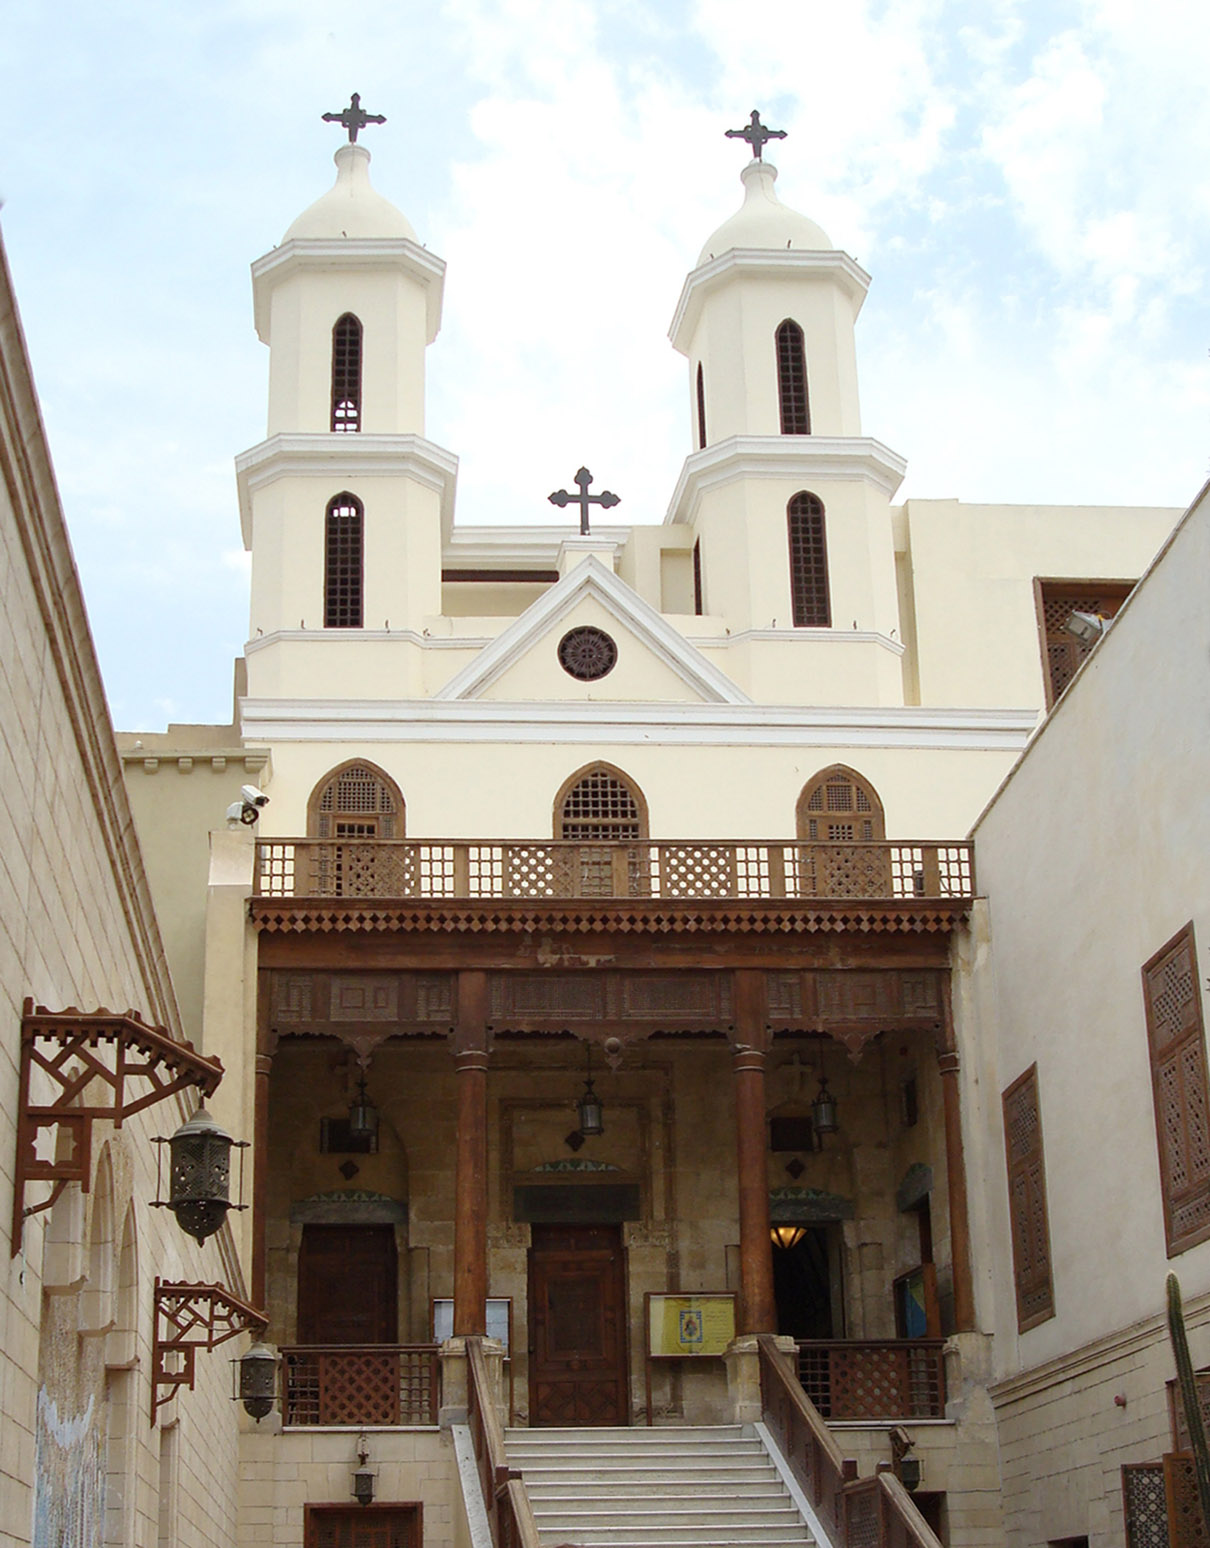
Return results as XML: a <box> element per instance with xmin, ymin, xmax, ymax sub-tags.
<box><xmin>679</xmin><ymin>1309</ymin><xmax>703</xmax><ymax>1345</ymax></box>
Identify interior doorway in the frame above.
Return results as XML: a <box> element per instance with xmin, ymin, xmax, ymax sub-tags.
<box><xmin>298</xmin><ymin>1224</ymin><xmax>398</xmax><ymax>1344</ymax></box>
<box><xmin>772</xmin><ymin>1225</ymin><xmax>840</xmax><ymax>1340</ymax></box>
<box><xmin>528</xmin><ymin>1223</ymin><xmax>628</xmax><ymax>1426</ymax></box>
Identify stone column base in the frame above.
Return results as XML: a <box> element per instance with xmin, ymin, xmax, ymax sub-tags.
<box><xmin>438</xmin><ymin>1336</ymin><xmax>507</xmax><ymax>1429</ymax></box>
<box><xmin>724</xmin><ymin>1334</ymin><xmax>796</xmax><ymax>1423</ymax></box>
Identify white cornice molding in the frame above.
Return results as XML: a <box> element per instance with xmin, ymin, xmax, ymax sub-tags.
<box><xmin>670</xmin><ymin>248</ymin><xmax>871</xmax><ymax>353</ymax></box>
<box><xmin>235</xmin><ymin>433</ymin><xmax>459</xmax><ymax>547</ymax></box>
<box><xmin>431</xmin><ymin>555</ymin><xmax>750</xmax><ymax>705</ymax></box>
<box><xmin>251</xmin><ymin>237</ymin><xmax>445</xmax><ymax>343</ymax></box>
<box><xmin>665</xmin><ymin>435</ymin><xmax>908</xmax><ymax>526</ymax></box>
<box><xmin>239</xmin><ymin>697</ymin><xmax>1039</xmax><ymax>751</ymax></box>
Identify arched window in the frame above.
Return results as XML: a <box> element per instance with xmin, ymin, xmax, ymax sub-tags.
<box><xmin>308</xmin><ymin>761</ymin><xmax>404</xmax><ymax>839</ymax></box>
<box><xmin>331</xmin><ymin>313</ymin><xmax>363</xmax><ymax>432</ymax></box>
<box><xmin>693</xmin><ymin>538</ymin><xmax>703</xmax><ymax>616</ymax></box>
<box><xmin>696</xmin><ymin>363</ymin><xmax>707</xmax><ymax>449</ymax></box>
<box><xmin>556</xmin><ymin>763</ymin><xmax>648</xmax><ymax>840</ymax></box>
<box><xmin>797</xmin><ymin>766</ymin><xmax>885</xmax><ymax>842</ymax></box>
<box><xmin>788</xmin><ymin>492</ymin><xmax>831</xmax><ymax>627</ymax></box>
<box><xmin>324</xmin><ymin>492</ymin><xmax>363</xmax><ymax>628</ymax></box>
<box><xmin>776</xmin><ymin>319</ymin><xmax>810</xmax><ymax>435</ymax></box>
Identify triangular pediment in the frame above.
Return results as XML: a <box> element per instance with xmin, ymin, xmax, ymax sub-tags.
<box><xmin>434</xmin><ymin>557</ymin><xmax>750</xmax><ymax>704</ymax></box>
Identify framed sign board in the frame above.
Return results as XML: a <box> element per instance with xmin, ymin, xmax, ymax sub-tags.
<box><xmin>431</xmin><ymin>1298</ymin><xmax>512</xmax><ymax>1352</ymax></box>
<box><xmin>646</xmin><ymin>1293</ymin><xmax>735</xmax><ymax>1358</ymax></box>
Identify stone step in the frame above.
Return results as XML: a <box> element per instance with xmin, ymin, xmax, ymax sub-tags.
<box><xmin>510</xmin><ymin>1439</ymin><xmax>766</xmax><ymax>1459</ymax></box>
<box><xmin>538</xmin><ymin>1506</ymin><xmax>804</xmax><ymax>1528</ymax></box>
<box><xmin>527</xmin><ymin>1480</ymin><xmax>790</xmax><ymax>1499</ymax></box>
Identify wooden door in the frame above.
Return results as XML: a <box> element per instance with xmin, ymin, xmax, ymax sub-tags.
<box><xmin>306</xmin><ymin>1505</ymin><xmax>419</xmax><ymax>1548</ymax></box>
<box><xmin>298</xmin><ymin>1225</ymin><xmax>398</xmax><ymax>1345</ymax></box>
<box><xmin>528</xmin><ymin>1223</ymin><xmax>627</xmax><ymax>1426</ymax></box>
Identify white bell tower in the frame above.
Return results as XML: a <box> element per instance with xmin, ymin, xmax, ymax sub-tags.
<box><xmin>667</xmin><ymin>131</ymin><xmax>907</xmax><ymax>706</ymax></box>
<box><xmin>236</xmin><ymin>124</ymin><xmax>456</xmax><ymax>703</ymax></box>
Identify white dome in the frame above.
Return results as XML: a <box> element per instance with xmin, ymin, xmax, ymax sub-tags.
<box><xmin>697</xmin><ymin>159</ymin><xmax>832</xmax><ymax>265</ymax></box>
<box><xmin>284</xmin><ymin>143</ymin><xmax>418</xmax><ymax>242</ymax></box>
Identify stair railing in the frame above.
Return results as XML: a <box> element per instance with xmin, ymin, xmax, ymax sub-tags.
<box><xmin>758</xmin><ymin>1334</ymin><xmax>943</xmax><ymax>1548</ymax></box>
<box><xmin>466</xmin><ymin>1335</ymin><xmax>542</xmax><ymax>1548</ymax></box>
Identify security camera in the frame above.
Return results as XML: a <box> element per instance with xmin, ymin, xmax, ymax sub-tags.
<box><xmin>226</xmin><ymin>785</ymin><xmax>270</xmax><ymax>827</ymax></box>
<box><xmin>1065</xmin><ymin>610</ymin><xmax>1107</xmax><ymax>646</ymax></box>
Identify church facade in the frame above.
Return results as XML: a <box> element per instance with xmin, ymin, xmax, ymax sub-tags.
<box><xmin>3</xmin><ymin>109</ymin><xmax>1198</xmax><ymax>1548</ymax></box>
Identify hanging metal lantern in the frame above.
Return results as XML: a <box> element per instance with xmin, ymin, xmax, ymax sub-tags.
<box><xmin>811</xmin><ymin>1076</ymin><xmax>839</xmax><ymax>1136</ymax></box>
<box><xmin>770</xmin><ymin>1224</ymin><xmax>807</xmax><ymax>1251</ymax></box>
<box><xmin>154</xmin><ymin>1107</ymin><xmax>241</xmax><ymax>1244</ymax></box>
<box><xmin>348</xmin><ymin>1069</ymin><xmax>379</xmax><ymax>1143</ymax></box>
<box><xmin>576</xmin><ymin>1045</ymin><xmax>604</xmax><ymax>1137</ymax></box>
<box><xmin>233</xmin><ymin>1341</ymin><xmax>278</xmax><ymax>1420</ymax></box>
<box><xmin>352</xmin><ymin>1435</ymin><xmax>375</xmax><ymax>1506</ymax></box>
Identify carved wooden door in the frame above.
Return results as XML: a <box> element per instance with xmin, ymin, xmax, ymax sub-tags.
<box><xmin>529</xmin><ymin>1223</ymin><xmax>627</xmax><ymax>1426</ymax></box>
<box><xmin>306</xmin><ymin>1505</ymin><xmax>419</xmax><ymax>1548</ymax></box>
<box><xmin>297</xmin><ymin>1224</ymin><xmax>398</xmax><ymax>1344</ymax></box>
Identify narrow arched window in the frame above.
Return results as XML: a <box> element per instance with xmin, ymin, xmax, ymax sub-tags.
<box><xmin>696</xmin><ymin>363</ymin><xmax>707</xmax><ymax>449</ymax></box>
<box><xmin>556</xmin><ymin>764</ymin><xmax>648</xmax><ymax>840</ymax></box>
<box><xmin>797</xmin><ymin>766</ymin><xmax>885</xmax><ymax>843</ymax></box>
<box><xmin>331</xmin><ymin>313</ymin><xmax>363</xmax><ymax>433</ymax></box>
<box><xmin>788</xmin><ymin>492</ymin><xmax>830</xmax><ymax>627</ymax></box>
<box><xmin>776</xmin><ymin>319</ymin><xmax>810</xmax><ymax>435</ymax></box>
<box><xmin>693</xmin><ymin>539</ymin><xmax>703</xmax><ymax>616</ymax></box>
<box><xmin>324</xmin><ymin>492</ymin><xmax>363</xmax><ymax>628</ymax></box>
<box><xmin>309</xmin><ymin>761</ymin><xmax>404</xmax><ymax>839</ymax></box>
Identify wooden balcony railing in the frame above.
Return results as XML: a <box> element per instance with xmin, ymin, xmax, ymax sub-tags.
<box><xmin>281</xmin><ymin>1344</ymin><xmax>438</xmax><ymax>1427</ymax></box>
<box><xmin>758</xmin><ymin>1335</ymin><xmax>943</xmax><ymax>1548</ymax></box>
<box><xmin>796</xmin><ymin>1339</ymin><xmax>947</xmax><ymax>1420</ymax></box>
<box><xmin>467</xmin><ymin>1336</ymin><xmax>541</xmax><ymax>1548</ymax></box>
<box><xmin>255</xmin><ymin>839</ymin><xmax>974</xmax><ymax>903</ymax></box>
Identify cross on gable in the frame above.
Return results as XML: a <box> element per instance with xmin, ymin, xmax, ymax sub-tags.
<box><xmin>322</xmin><ymin>93</ymin><xmax>387</xmax><ymax>144</ymax></box>
<box><xmin>725</xmin><ymin>110</ymin><xmax>787</xmax><ymax>161</ymax></box>
<box><xmin>548</xmin><ymin>467</ymin><xmax>621</xmax><ymax>536</ymax></box>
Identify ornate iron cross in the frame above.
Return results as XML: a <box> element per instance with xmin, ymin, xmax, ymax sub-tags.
<box><xmin>725</xmin><ymin>109</ymin><xmax>787</xmax><ymax>161</ymax></box>
<box><xmin>548</xmin><ymin>467</ymin><xmax>621</xmax><ymax>536</ymax></box>
<box><xmin>322</xmin><ymin>93</ymin><xmax>387</xmax><ymax>143</ymax></box>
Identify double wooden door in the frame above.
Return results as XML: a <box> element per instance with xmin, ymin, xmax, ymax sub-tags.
<box><xmin>298</xmin><ymin>1224</ymin><xmax>398</xmax><ymax>1344</ymax></box>
<box><xmin>528</xmin><ymin>1223</ymin><xmax>628</xmax><ymax>1426</ymax></box>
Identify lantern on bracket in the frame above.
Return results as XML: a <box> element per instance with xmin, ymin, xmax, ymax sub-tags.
<box><xmin>151</xmin><ymin>1107</ymin><xmax>248</xmax><ymax>1244</ymax></box>
<box><xmin>811</xmin><ymin>1074</ymin><xmax>839</xmax><ymax>1138</ymax></box>
<box><xmin>233</xmin><ymin>1340</ymin><xmax>278</xmax><ymax>1420</ymax></box>
<box><xmin>348</xmin><ymin>1066</ymin><xmax>379</xmax><ymax>1144</ymax></box>
<box><xmin>576</xmin><ymin>1044</ymin><xmax>604</xmax><ymax>1138</ymax></box>
<box><xmin>352</xmin><ymin>1434</ymin><xmax>376</xmax><ymax>1506</ymax></box>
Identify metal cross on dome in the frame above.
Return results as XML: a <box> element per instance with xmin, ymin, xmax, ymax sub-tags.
<box><xmin>549</xmin><ymin>467</ymin><xmax>621</xmax><ymax>536</ymax></box>
<box><xmin>322</xmin><ymin>93</ymin><xmax>387</xmax><ymax>144</ymax></box>
<box><xmin>725</xmin><ymin>109</ymin><xmax>787</xmax><ymax>161</ymax></box>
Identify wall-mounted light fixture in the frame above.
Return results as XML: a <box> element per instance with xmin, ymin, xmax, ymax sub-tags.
<box><xmin>152</xmin><ymin>1108</ymin><xmax>248</xmax><ymax>1245</ymax></box>
<box><xmin>577</xmin><ymin>1044</ymin><xmax>604</xmax><ymax>1138</ymax></box>
<box><xmin>891</xmin><ymin>1426</ymin><xmax>922</xmax><ymax>1491</ymax></box>
<box><xmin>348</xmin><ymin>1066</ymin><xmax>379</xmax><ymax>1144</ymax></box>
<box><xmin>352</xmin><ymin>1434</ymin><xmax>375</xmax><ymax>1506</ymax></box>
<box><xmin>811</xmin><ymin>1073</ymin><xmax>839</xmax><ymax>1137</ymax></box>
<box><xmin>234</xmin><ymin>1340</ymin><xmax>278</xmax><ymax>1420</ymax></box>
<box><xmin>770</xmin><ymin>1225</ymin><xmax>807</xmax><ymax>1250</ymax></box>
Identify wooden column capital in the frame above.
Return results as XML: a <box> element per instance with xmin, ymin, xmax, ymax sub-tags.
<box><xmin>936</xmin><ymin>1048</ymin><xmax>960</xmax><ymax>1078</ymax></box>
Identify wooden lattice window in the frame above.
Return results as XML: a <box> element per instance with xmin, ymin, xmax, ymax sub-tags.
<box><xmin>309</xmin><ymin>761</ymin><xmax>403</xmax><ymax>839</ymax></box>
<box><xmin>776</xmin><ymin>319</ymin><xmax>810</xmax><ymax>435</ymax></box>
<box><xmin>331</xmin><ymin>313</ymin><xmax>363</xmax><ymax>433</ymax></box>
<box><xmin>696</xmin><ymin>362</ymin><xmax>707</xmax><ymax>449</ymax></box>
<box><xmin>797</xmin><ymin>766</ymin><xmax>885</xmax><ymax>842</ymax></box>
<box><xmin>693</xmin><ymin>539</ymin><xmax>703</xmax><ymax>616</ymax></box>
<box><xmin>556</xmin><ymin>764</ymin><xmax>647</xmax><ymax>840</ymax></box>
<box><xmin>1123</xmin><ymin>1463</ymin><xmax>1169</xmax><ymax>1548</ymax></box>
<box><xmin>1144</xmin><ymin>925</ymin><xmax>1210</xmax><ymax>1255</ymax></box>
<box><xmin>788</xmin><ymin>492</ymin><xmax>831</xmax><ymax>627</ymax></box>
<box><xmin>1035</xmin><ymin>579</ymin><xmax>1133</xmax><ymax>707</ymax></box>
<box><xmin>324</xmin><ymin>493</ymin><xmax>363</xmax><ymax>628</ymax></box>
<box><xmin>1003</xmin><ymin>1063</ymin><xmax>1055</xmax><ymax>1332</ymax></box>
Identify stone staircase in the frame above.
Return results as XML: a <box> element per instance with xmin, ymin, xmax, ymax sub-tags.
<box><xmin>504</xmin><ymin>1423</ymin><xmax>817</xmax><ymax>1547</ymax></box>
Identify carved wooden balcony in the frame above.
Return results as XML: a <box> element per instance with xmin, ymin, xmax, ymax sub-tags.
<box><xmin>254</xmin><ymin>839</ymin><xmax>974</xmax><ymax>903</ymax></box>
<box><xmin>796</xmin><ymin>1338</ymin><xmax>947</xmax><ymax>1420</ymax></box>
<box><xmin>280</xmin><ymin>1344</ymin><xmax>439</xmax><ymax>1427</ymax></box>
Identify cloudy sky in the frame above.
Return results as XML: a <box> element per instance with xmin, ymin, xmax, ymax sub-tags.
<box><xmin>2</xmin><ymin>0</ymin><xmax>1208</xmax><ymax>730</ymax></box>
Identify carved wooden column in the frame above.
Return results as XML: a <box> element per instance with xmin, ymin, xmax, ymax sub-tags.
<box><xmin>732</xmin><ymin>970</ymin><xmax>776</xmax><ymax>1335</ymax></box>
<box><xmin>453</xmin><ymin>970</ymin><xmax>489</xmax><ymax>1337</ymax></box>
<box><xmin>938</xmin><ymin>979</ymin><xmax>975</xmax><ymax>1333</ymax></box>
<box><xmin>252</xmin><ymin>971</ymin><xmax>275</xmax><ymax>1308</ymax></box>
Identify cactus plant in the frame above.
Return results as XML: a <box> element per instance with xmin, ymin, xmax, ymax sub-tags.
<box><xmin>1166</xmin><ymin>1272</ymin><xmax>1210</xmax><ymax>1533</ymax></box>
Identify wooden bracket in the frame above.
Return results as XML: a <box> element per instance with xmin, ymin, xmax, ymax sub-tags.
<box><xmin>151</xmin><ymin>1278</ymin><xmax>267</xmax><ymax>1422</ymax></box>
<box><xmin>13</xmin><ymin>1000</ymin><xmax>224</xmax><ymax>1253</ymax></box>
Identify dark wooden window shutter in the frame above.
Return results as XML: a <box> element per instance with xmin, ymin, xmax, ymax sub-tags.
<box><xmin>1002</xmin><ymin>1063</ymin><xmax>1055</xmax><ymax>1331</ymax></box>
<box><xmin>787</xmin><ymin>492</ymin><xmax>831</xmax><ymax>628</ymax></box>
<box><xmin>775</xmin><ymin>319</ymin><xmax>810</xmax><ymax>434</ymax></box>
<box><xmin>696</xmin><ymin>362</ymin><xmax>707</xmax><ymax>449</ymax></box>
<box><xmin>324</xmin><ymin>493</ymin><xmax>364</xmax><ymax>628</ymax></box>
<box><xmin>1144</xmin><ymin>924</ymin><xmax>1210</xmax><ymax>1254</ymax></box>
<box><xmin>331</xmin><ymin>313</ymin><xmax>363</xmax><ymax>433</ymax></box>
